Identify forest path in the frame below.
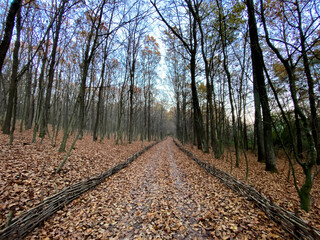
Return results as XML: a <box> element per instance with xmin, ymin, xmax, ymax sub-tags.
<box><xmin>27</xmin><ymin>138</ymin><xmax>290</xmax><ymax>239</ymax></box>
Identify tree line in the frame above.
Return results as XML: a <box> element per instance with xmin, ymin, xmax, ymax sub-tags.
<box><xmin>0</xmin><ymin>0</ymin><xmax>319</xmax><ymax>212</ymax></box>
<box><xmin>156</xmin><ymin>0</ymin><xmax>319</xmax><ymax>212</ymax></box>
<box><xmin>0</xmin><ymin>0</ymin><xmax>171</xmax><ymax>171</ymax></box>
<box><xmin>0</xmin><ymin>0</ymin><xmax>170</xmax><ymax>143</ymax></box>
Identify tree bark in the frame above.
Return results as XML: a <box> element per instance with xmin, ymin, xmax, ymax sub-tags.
<box><xmin>147</xmin><ymin>76</ymin><xmax>151</xmax><ymax>141</ymax></box>
<box><xmin>2</xmin><ymin>3</ymin><xmax>21</xmax><ymax>135</ymax></box>
<box><xmin>295</xmin><ymin>110</ymin><xmax>304</xmax><ymax>158</ymax></box>
<box><xmin>254</xmin><ymin>82</ymin><xmax>265</xmax><ymax>162</ymax></box>
<box><xmin>182</xmin><ymin>83</ymin><xmax>187</xmax><ymax>144</ymax></box>
<box><xmin>296</xmin><ymin>1</ymin><xmax>320</xmax><ymax>164</ymax></box>
<box><xmin>32</xmin><ymin>35</ymin><xmax>49</xmax><ymax>143</ymax></box>
<box><xmin>223</xmin><ymin>57</ymin><xmax>240</xmax><ymax>167</ymax></box>
<box><xmin>128</xmin><ymin>59</ymin><xmax>136</xmax><ymax>144</ymax></box>
<box><xmin>190</xmin><ymin>51</ymin><xmax>207</xmax><ymax>152</ymax></box>
<box><xmin>20</xmin><ymin>66</ymin><xmax>32</xmax><ymax>132</ymax></box>
<box><xmin>247</xmin><ymin>0</ymin><xmax>278</xmax><ymax>172</ymax></box>
<box><xmin>176</xmin><ymin>92</ymin><xmax>181</xmax><ymax>140</ymax></box>
<box><xmin>40</xmin><ymin>0</ymin><xmax>66</xmax><ymax>138</ymax></box>
<box><xmin>0</xmin><ymin>0</ymin><xmax>22</xmax><ymax>73</ymax></box>
<box><xmin>93</xmin><ymin>44</ymin><xmax>108</xmax><ymax>141</ymax></box>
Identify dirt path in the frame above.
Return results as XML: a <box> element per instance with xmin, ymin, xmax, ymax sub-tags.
<box><xmin>27</xmin><ymin>138</ymin><xmax>291</xmax><ymax>239</ymax></box>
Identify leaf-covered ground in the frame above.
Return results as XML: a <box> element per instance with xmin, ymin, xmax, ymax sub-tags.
<box><xmin>185</xmin><ymin>144</ymin><xmax>320</xmax><ymax>230</ymax></box>
<box><xmin>0</xmin><ymin>130</ymin><xmax>149</xmax><ymax>226</ymax></box>
<box><xmin>0</xmin><ymin>130</ymin><xmax>307</xmax><ymax>239</ymax></box>
<box><xmin>20</xmin><ymin>138</ymin><xmax>290</xmax><ymax>239</ymax></box>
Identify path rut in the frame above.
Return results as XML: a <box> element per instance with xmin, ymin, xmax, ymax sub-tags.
<box><xmin>26</xmin><ymin>138</ymin><xmax>291</xmax><ymax>239</ymax></box>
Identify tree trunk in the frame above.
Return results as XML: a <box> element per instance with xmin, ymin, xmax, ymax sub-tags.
<box><xmin>32</xmin><ymin>35</ymin><xmax>49</xmax><ymax>143</ymax></box>
<box><xmin>243</xmin><ymin>95</ymin><xmax>249</xmax><ymax>151</ymax></box>
<box><xmin>116</xmin><ymin>83</ymin><xmax>125</xmax><ymax>145</ymax></box>
<box><xmin>93</xmin><ymin>45</ymin><xmax>107</xmax><ymax>141</ymax></box>
<box><xmin>40</xmin><ymin>0</ymin><xmax>66</xmax><ymax>138</ymax></box>
<box><xmin>147</xmin><ymin>78</ymin><xmax>151</xmax><ymax>142</ymax></box>
<box><xmin>78</xmin><ymin>60</ymin><xmax>89</xmax><ymax>137</ymax></box>
<box><xmin>299</xmin><ymin>166</ymin><xmax>313</xmax><ymax>212</ymax></box>
<box><xmin>190</xmin><ymin>53</ymin><xmax>207</xmax><ymax>152</ymax></box>
<box><xmin>128</xmin><ymin>60</ymin><xmax>135</xmax><ymax>144</ymax></box>
<box><xmin>28</xmin><ymin>65</ymin><xmax>36</xmax><ymax>130</ymax></box>
<box><xmin>295</xmin><ymin>110</ymin><xmax>304</xmax><ymax>158</ymax></box>
<box><xmin>2</xmin><ymin>4</ymin><xmax>21</xmax><ymax>135</ymax></box>
<box><xmin>217</xmin><ymin>2</ymin><xmax>240</xmax><ymax>167</ymax></box>
<box><xmin>26</xmin><ymin>29</ymin><xmax>36</xmax><ymax>131</ymax></box>
<box><xmin>21</xmin><ymin>67</ymin><xmax>32</xmax><ymax>131</ymax></box>
<box><xmin>176</xmin><ymin>92</ymin><xmax>181</xmax><ymax>141</ymax></box>
<box><xmin>254</xmin><ymin>83</ymin><xmax>265</xmax><ymax>162</ymax></box>
<box><xmin>247</xmin><ymin>0</ymin><xmax>278</xmax><ymax>172</ymax></box>
<box><xmin>296</xmin><ymin>2</ymin><xmax>320</xmax><ymax>164</ymax></box>
<box><xmin>0</xmin><ymin>0</ymin><xmax>22</xmax><ymax>73</ymax></box>
<box><xmin>224</xmin><ymin>59</ymin><xmax>240</xmax><ymax>168</ymax></box>
<box><xmin>182</xmin><ymin>87</ymin><xmax>187</xmax><ymax>144</ymax></box>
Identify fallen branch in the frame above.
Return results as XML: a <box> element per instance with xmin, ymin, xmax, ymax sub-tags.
<box><xmin>173</xmin><ymin>138</ymin><xmax>320</xmax><ymax>240</ymax></box>
<box><xmin>0</xmin><ymin>141</ymin><xmax>159</xmax><ymax>240</ymax></box>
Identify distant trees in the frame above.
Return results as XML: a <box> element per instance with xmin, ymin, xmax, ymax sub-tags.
<box><xmin>164</xmin><ymin>30</ymin><xmax>189</xmax><ymax>145</ymax></box>
<box><xmin>140</xmin><ymin>35</ymin><xmax>161</xmax><ymax>141</ymax></box>
<box><xmin>0</xmin><ymin>0</ymin><xmax>169</xmax><ymax>167</ymax></box>
<box><xmin>152</xmin><ymin>0</ymin><xmax>208</xmax><ymax>152</ymax></box>
<box><xmin>157</xmin><ymin>0</ymin><xmax>251</xmax><ymax>160</ymax></box>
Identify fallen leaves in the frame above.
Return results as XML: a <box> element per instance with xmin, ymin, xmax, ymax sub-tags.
<box><xmin>0</xmin><ymin>131</ymin><xmax>297</xmax><ymax>239</ymax></box>
<box><xmin>0</xmin><ymin>129</ymin><xmax>148</xmax><ymax>228</ymax></box>
<box><xmin>21</xmin><ymin>139</ymin><xmax>292</xmax><ymax>239</ymax></box>
<box><xmin>186</xmin><ymin>142</ymin><xmax>320</xmax><ymax>231</ymax></box>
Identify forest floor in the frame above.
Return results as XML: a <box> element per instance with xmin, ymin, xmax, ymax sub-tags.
<box><xmin>0</xmin><ymin>130</ymin><xmax>318</xmax><ymax>239</ymax></box>
<box><xmin>0</xmin><ymin>129</ymin><xmax>150</xmax><ymax>228</ymax></box>
<box><xmin>185</xmin><ymin>143</ymin><xmax>320</xmax><ymax>230</ymax></box>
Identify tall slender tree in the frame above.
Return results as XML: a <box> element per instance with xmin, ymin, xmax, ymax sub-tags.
<box><xmin>2</xmin><ymin>1</ymin><xmax>21</xmax><ymax>135</ymax></box>
<box><xmin>246</xmin><ymin>0</ymin><xmax>278</xmax><ymax>172</ymax></box>
<box><xmin>39</xmin><ymin>0</ymin><xmax>67</xmax><ymax>139</ymax></box>
<box><xmin>215</xmin><ymin>0</ymin><xmax>241</xmax><ymax>166</ymax></box>
<box><xmin>0</xmin><ymin>0</ymin><xmax>22</xmax><ymax>75</ymax></box>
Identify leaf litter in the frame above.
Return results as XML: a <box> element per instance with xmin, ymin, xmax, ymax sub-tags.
<box><xmin>185</xmin><ymin>143</ymin><xmax>320</xmax><ymax>231</ymax></box>
<box><xmin>0</xmin><ymin>129</ymin><xmax>149</xmax><ymax>228</ymax></box>
<box><xmin>2</xmin><ymin>135</ymin><xmax>292</xmax><ymax>239</ymax></box>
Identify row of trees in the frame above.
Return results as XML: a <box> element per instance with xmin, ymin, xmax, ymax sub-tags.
<box><xmin>156</xmin><ymin>0</ymin><xmax>319</xmax><ymax>212</ymax></box>
<box><xmin>0</xmin><ymin>0</ymin><xmax>319</xmax><ymax>212</ymax></box>
<box><xmin>0</xmin><ymin>0</ymin><xmax>171</xmax><ymax>169</ymax></box>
